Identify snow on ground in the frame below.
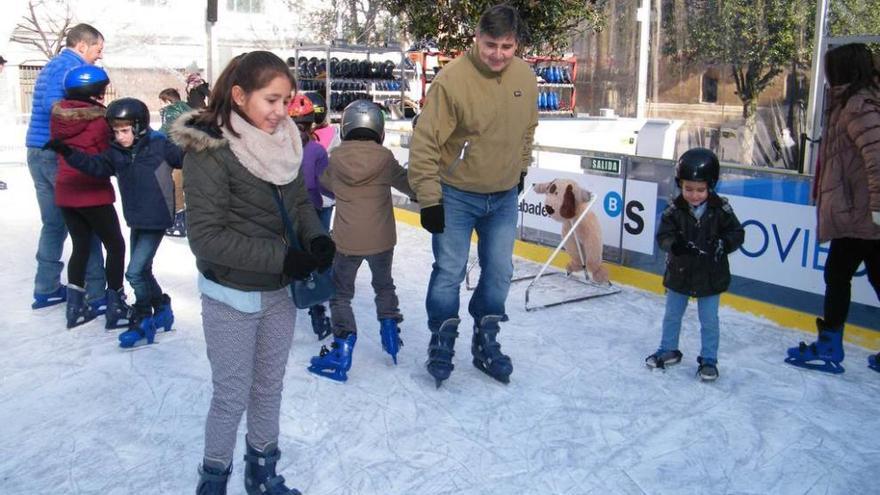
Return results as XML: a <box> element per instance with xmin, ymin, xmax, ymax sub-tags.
<box><xmin>0</xmin><ymin>163</ymin><xmax>878</xmax><ymax>495</ymax></box>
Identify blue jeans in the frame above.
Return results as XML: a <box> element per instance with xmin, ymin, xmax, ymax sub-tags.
<box><xmin>426</xmin><ymin>184</ymin><xmax>518</xmax><ymax>331</ymax></box>
<box><xmin>659</xmin><ymin>289</ymin><xmax>720</xmax><ymax>364</ymax></box>
<box><xmin>126</xmin><ymin>229</ymin><xmax>164</xmax><ymax>308</ymax></box>
<box><xmin>27</xmin><ymin>147</ymin><xmax>105</xmax><ymax>300</ymax></box>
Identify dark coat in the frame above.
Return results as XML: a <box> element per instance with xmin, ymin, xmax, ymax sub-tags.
<box><xmin>49</xmin><ymin>99</ymin><xmax>114</xmax><ymax>208</ymax></box>
<box><xmin>169</xmin><ymin>113</ymin><xmax>325</xmax><ymax>292</ymax></box>
<box><xmin>655</xmin><ymin>193</ymin><xmax>744</xmax><ymax>297</ymax></box>
<box><xmin>64</xmin><ymin>130</ymin><xmax>183</xmax><ymax>230</ymax></box>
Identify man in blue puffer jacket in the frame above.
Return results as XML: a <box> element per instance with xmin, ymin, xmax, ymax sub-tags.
<box><xmin>26</xmin><ymin>23</ymin><xmax>107</xmax><ymax>311</ymax></box>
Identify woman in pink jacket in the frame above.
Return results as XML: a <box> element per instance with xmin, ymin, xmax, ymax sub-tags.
<box><xmin>786</xmin><ymin>43</ymin><xmax>880</xmax><ymax>374</ymax></box>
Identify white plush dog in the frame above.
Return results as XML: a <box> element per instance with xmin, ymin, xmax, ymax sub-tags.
<box><xmin>533</xmin><ymin>179</ymin><xmax>609</xmax><ymax>284</ymax></box>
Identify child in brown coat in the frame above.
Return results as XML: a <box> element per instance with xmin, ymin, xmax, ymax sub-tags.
<box><xmin>307</xmin><ymin>100</ymin><xmax>414</xmax><ymax>382</ymax></box>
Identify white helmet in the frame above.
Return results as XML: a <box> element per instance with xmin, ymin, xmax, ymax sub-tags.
<box><xmin>341</xmin><ymin>99</ymin><xmax>384</xmax><ymax>142</ymax></box>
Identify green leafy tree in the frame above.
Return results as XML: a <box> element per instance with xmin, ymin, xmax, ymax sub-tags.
<box><xmin>381</xmin><ymin>0</ymin><xmax>606</xmax><ymax>54</ymax></box>
<box><xmin>305</xmin><ymin>0</ymin><xmax>399</xmax><ymax>46</ymax></box>
<box><xmin>669</xmin><ymin>0</ymin><xmax>812</xmax><ymax>166</ymax></box>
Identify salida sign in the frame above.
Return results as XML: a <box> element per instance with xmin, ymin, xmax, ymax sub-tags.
<box><xmin>518</xmin><ymin>167</ymin><xmax>658</xmax><ymax>255</ymax></box>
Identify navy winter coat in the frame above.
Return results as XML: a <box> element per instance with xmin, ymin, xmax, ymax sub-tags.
<box><xmin>65</xmin><ymin>130</ymin><xmax>183</xmax><ymax>230</ymax></box>
<box><xmin>26</xmin><ymin>49</ymin><xmax>87</xmax><ymax>148</ymax></box>
<box><xmin>655</xmin><ymin>193</ymin><xmax>745</xmax><ymax>297</ymax></box>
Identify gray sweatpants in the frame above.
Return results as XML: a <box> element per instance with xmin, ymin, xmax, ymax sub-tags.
<box><xmin>201</xmin><ymin>288</ymin><xmax>296</xmax><ymax>466</ymax></box>
<box><xmin>329</xmin><ymin>248</ymin><xmax>402</xmax><ymax>336</ymax></box>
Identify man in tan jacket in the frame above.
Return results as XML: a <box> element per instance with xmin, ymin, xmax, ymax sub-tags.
<box><xmin>408</xmin><ymin>4</ymin><xmax>538</xmax><ymax>387</ymax></box>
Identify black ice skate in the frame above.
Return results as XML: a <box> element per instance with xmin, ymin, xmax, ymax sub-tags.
<box><xmin>471</xmin><ymin>315</ymin><xmax>513</xmax><ymax>384</ymax></box>
<box><xmin>696</xmin><ymin>357</ymin><xmax>719</xmax><ymax>382</ymax></box>
<box><xmin>243</xmin><ymin>436</ymin><xmax>301</xmax><ymax>495</ymax></box>
<box><xmin>427</xmin><ymin>318</ymin><xmax>459</xmax><ymax>388</ymax></box>
<box><xmin>308</xmin><ymin>304</ymin><xmax>331</xmax><ymax>340</ymax></box>
<box><xmin>196</xmin><ymin>459</ymin><xmax>231</xmax><ymax>495</ymax></box>
<box><xmin>645</xmin><ymin>350</ymin><xmax>683</xmax><ymax>369</ymax></box>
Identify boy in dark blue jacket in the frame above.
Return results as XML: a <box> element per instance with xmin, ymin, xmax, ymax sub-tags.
<box><xmin>47</xmin><ymin>98</ymin><xmax>183</xmax><ymax>348</ymax></box>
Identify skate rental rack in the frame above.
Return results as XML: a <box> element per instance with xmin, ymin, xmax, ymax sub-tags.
<box><xmin>465</xmin><ymin>190</ymin><xmax>621</xmax><ymax>311</ymax></box>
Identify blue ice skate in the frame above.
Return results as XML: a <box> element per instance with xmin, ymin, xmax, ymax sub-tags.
<box><xmin>88</xmin><ymin>294</ymin><xmax>107</xmax><ymax>316</ymax></box>
<box><xmin>32</xmin><ymin>285</ymin><xmax>66</xmax><ymax>309</ymax></box>
<box><xmin>104</xmin><ymin>288</ymin><xmax>132</xmax><ymax>330</ymax></box>
<box><xmin>868</xmin><ymin>353</ymin><xmax>880</xmax><ymax>373</ymax></box>
<box><xmin>308</xmin><ymin>333</ymin><xmax>356</xmax><ymax>382</ymax></box>
<box><xmin>66</xmin><ymin>285</ymin><xmax>97</xmax><ymax>329</ymax></box>
<box><xmin>151</xmin><ymin>294</ymin><xmax>174</xmax><ymax>333</ymax></box>
<box><xmin>785</xmin><ymin>318</ymin><xmax>845</xmax><ymax>374</ymax></box>
<box><xmin>379</xmin><ymin>318</ymin><xmax>402</xmax><ymax>364</ymax></box>
<box><xmin>308</xmin><ymin>304</ymin><xmax>331</xmax><ymax>340</ymax></box>
<box><xmin>243</xmin><ymin>436</ymin><xmax>301</xmax><ymax>495</ymax></box>
<box><xmin>118</xmin><ymin>315</ymin><xmax>157</xmax><ymax>348</ymax></box>
<box><xmin>471</xmin><ymin>316</ymin><xmax>513</xmax><ymax>384</ymax></box>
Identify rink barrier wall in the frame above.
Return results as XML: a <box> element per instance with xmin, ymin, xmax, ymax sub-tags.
<box><xmin>393</xmin><ymin>207</ymin><xmax>880</xmax><ymax>351</ymax></box>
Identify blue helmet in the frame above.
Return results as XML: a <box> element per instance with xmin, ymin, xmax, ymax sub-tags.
<box><xmin>63</xmin><ymin>65</ymin><xmax>110</xmax><ymax>100</ymax></box>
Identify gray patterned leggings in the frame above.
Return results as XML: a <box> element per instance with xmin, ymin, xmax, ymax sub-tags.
<box><xmin>201</xmin><ymin>288</ymin><xmax>296</xmax><ymax>466</ymax></box>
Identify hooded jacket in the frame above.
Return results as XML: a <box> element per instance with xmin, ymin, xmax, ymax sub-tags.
<box><xmin>170</xmin><ymin>113</ymin><xmax>325</xmax><ymax>292</ymax></box>
<box><xmin>320</xmin><ymin>140</ymin><xmax>413</xmax><ymax>256</ymax></box>
<box><xmin>49</xmin><ymin>99</ymin><xmax>114</xmax><ymax>208</ymax></box>
<box><xmin>656</xmin><ymin>193</ymin><xmax>744</xmax><ymax>297</ymax></box>
<box><xmin>815</xmin><ymin>86</ymin><xmax>880</xmax><ymax>242</ymax></box>
<box><xmin>64</xmin><ymin>130</ymin><xmax>183</xmax><ymax>230</ymax></box>
<box><xmin>407</xmin><ymin>45</ymin><xmax>539</xmax><ymax>207</ymax></box>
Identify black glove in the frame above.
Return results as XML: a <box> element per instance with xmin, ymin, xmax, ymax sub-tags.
<box><xmin>420</xmin><ymin>204</ymin><xmax>445</xmax><ymax>234</ymax></box>
<box><xmin>670</xmin><ymin>238</ymin><xmax>703</xmax><ymax>257</ymax></box>
<box><xmin>43</xmin><ymin>139</ymin><xmax>73</xmax><ymax>157</ymax></box>
<box><xmin>517</xmin><ymin>172</ymin><xmax>527</xmax><ymax>194</ymax></box>
<box><xmin>283</xmin><ymin>248</ymin><xmax>318</xmax><ymax>281</ymax></box>
<box><xmin>310</xmin><ymin>235</ymin><xmax>335</xmax><ymax>273</ymax></box>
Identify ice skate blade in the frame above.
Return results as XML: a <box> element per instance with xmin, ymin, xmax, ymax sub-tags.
<box><xmin>105</xmin><ymin>319</ymin><xmax>132</xmax><ymax>330</ymax></box>
<box><xmin>472</xmin><ymin>358</ymin><xmax>511</xmax><ymax>384</ymax></box>
<box><xmin>784</xmin><ymin>357</ymin><xmax>845</xmax><ymax>374</ymax></box>
<box><xmin>67</xmin><ymin>314</ymin><xmax>98</xmax><ymax>329</ymax></box>
<box><xmin>427</xmin><ymin>361</ymin><xmax>454</xmax><ymax>389</ymax></box>
<box><xmin>307</xmin><ymin>365</ymin><xmax>348</xmax><ymax>382</ymax></box>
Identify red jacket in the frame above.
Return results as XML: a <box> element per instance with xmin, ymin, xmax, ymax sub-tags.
<box><xmin>50</xmin><ymin>100</ymin><xmax>114</xmax><ymax>207</ymax></box>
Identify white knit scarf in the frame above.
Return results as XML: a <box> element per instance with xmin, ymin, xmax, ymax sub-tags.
<box><xmin>223</xmin><ymin>111</ymin><xmax>303</xmax><ymax>185</ymax></box>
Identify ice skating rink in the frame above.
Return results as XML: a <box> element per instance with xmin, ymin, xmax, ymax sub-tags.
<box><xmin>0</xmin><ymin>164</ymin><xmax>877</xmax><ymax>494</ymax></box>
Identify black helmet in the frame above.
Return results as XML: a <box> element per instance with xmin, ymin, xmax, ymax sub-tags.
<box><xmin>64</xmin><ymin>65</ymin><xmax>110</xmax><ymax>100</ymax></box>
<box><xmin>675</xmin><ymin>147</ymin><xmax>720</xmax><ymax>189</ymax></box>
<box><xmin>106</xmin><ymin>97</ymin><xmax>150</xmax><ymax>138</ymax></box>
<box><xmin>304</xmin><ymin>91</ymin><xmax>327</xmax><ymax>125</ymax></box>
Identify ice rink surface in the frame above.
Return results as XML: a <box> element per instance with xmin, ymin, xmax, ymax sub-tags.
<box><xmin>0</xmin><ymin>164</ymin><xmax>877</xmax><ymax>494</ymax></box>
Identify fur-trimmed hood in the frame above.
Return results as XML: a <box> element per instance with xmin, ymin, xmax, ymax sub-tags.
<box><xmin>168</xmin><ymin>110</ymin><xmax>227</xmax><ymax>153</ymax></box>
<box><xmin>50</xmin><ymin>99</ymin><xmax>108</xmax><ymax>142</ymax></box>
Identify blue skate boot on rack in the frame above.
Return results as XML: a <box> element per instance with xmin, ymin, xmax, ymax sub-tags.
<box><xmin>427</xmin><ymin>318</ymin><xmax>460</xmax><ymax>388</ymax></box>
<box><xmin>379</xmin><ymin>318</ymin><xmax>402</xmax><ymax>364</ymax></box>
<box><xmin>308</xmin><ymin>304</ymin><xmax>331</xmax><ymax>340</ymax></box>
<box><xmin>32</xmin><ymin>285</ymin><xmax>66</xmax><ymax>309</ymax></box>
<box><xmin>471</xmin><ymin>315</ymin><xmax>513</xmax><ymax>384</ymax></box>
<box><xmin>308</xmin><ymin>333</ymin><xmax>356</xmax><ymax>382</ymax></box>
<box><xmin>868</xmin><ymin>352</ymin><xmax>880</xmax><ymax>373</ymax></box>
<box><xmin>785</xmin><ymin>318</ymin><xmax>845</xmax><ymax>374</ymax></box>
